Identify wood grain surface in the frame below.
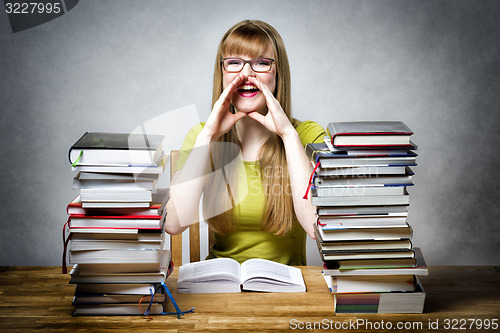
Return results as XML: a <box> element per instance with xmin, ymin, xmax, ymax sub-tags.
<box><xmin>0</xmin><ymin>265</ymin><xmax>499</xmax><ymax>332</ymax></box>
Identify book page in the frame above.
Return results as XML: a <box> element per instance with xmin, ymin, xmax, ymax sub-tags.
<box><xmin>241</xmin><ymin>258</ymin><xmax>293</xmax><ymax>283</ymax></box>
<box><xmin>178</xmin><ymin>258</ymin><xmax>241</xmax><ymax>283</ymax></box>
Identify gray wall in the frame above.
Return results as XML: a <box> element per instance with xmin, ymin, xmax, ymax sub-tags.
<box><xmin>1</xmin><ymin>0</ymin><xmax>499</xmax><ymax>266</ymax></box>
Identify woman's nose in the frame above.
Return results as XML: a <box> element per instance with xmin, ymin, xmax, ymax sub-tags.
<box><xmin>240</xmin><ymin>63</ymin><xmax>255</xmax><ymax>77</ymax></box>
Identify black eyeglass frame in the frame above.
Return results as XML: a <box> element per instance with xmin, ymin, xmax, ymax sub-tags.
<box><xmin>221</xmin><ymin>57</ymin><xmax>277</xmax><ymax>73</ymax></box>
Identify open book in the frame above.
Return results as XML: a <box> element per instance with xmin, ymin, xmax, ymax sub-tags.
<box><xmin>177</xmin><ymin>258</ymin><xmax>306</xmax><ymax>293</ymax></box>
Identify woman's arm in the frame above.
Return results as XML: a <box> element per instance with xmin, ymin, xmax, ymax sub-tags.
<box><xmin>164</xmin><ymin>131</ymin><xmax>212</xmax><ymax>235</ymax></box>
<box><xmin>164</xmin><ymin>74</ymin><xmax>246</xmax><ymax>235</ymax></box>
<box><xmin>280</xmin><ymin>131</ymin><xmax>317</xmax><ymax>239</ymax></box>
<box><xmin>247</xmin><ymin>76</ymin><xmax>317</xmax><ymax>238</ymax></box>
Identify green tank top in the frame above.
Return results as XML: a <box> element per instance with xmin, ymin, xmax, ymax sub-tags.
<box><xmin>176</xmin><ymin>120</ymin><xmax>325</xmax><ymax>265</ymax></box>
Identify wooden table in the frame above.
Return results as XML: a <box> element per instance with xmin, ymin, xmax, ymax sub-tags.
<box><xmin>0</xmin><ymin>266</ymin><xmax>499</xmax><ymax>332</ymax></box>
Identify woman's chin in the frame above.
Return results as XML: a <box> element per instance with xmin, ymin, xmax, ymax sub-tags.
<box><xmin>235</xmin><ymin>108</ymin><xmax>256</xmax><ymax>114</ymax></box>
<box><xmin>233</xmin><ymin>102</ymin><xmax>267</xmax><ymax>114</ymax></box>
<box><xmin>232</xmin><ymin>95</ymin><xmax>266</xmax><ymax>113</ymax></box>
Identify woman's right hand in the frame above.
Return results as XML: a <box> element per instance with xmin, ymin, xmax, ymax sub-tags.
<box><xmin>200</xmin><ymin>73</ymin><xmax>246</xmax><ymax>141</ymax></box>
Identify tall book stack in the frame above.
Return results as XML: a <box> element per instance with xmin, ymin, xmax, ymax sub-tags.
<box><xmin>306</xmin><ymin>121</ymin><xmax>428</xmax><ymax>314</ymax></box>
<box><xmin>64</xmin><ymin>132</ymin><xmax>172</xmax><ymax>316</ymax></box>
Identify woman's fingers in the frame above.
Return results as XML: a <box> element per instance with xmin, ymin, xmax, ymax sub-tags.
<box><xmin>248</xmin><ymin>76</ymin><xmax>282</xmax><ymax>117</ymax></box>
<box><xmin>248</xmin><ymin>76</ymin><xmax>274</xmax><ymax>102</ymax></box>
<box><xmin>219</xmin><ymin>74</ymin><xmax>244</xmax><ymax>106</ymax></box>
<box><xmin>204</xmin><ymin>74</ymin><xmax>246</xmax><ymax>139</ymax></box>
<box><xmin>248</xmin><ymin>76</ymin><xmax>295</xmax><ymax>138</ymax></box>
<box><xmin>232</xmin><ymin>110</ymin><xmax>247</xmax><ymax>123</ymax></box>
<box><xmin>247</xmin><ymin>111</ymin><xmax>266</xmax><ymax>124</ymax></box>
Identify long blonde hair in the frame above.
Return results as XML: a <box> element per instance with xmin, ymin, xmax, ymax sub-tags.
<box><xmin>204</xmin><ymin>20</ymin><xmax>298</xmax><ymax>236</ymax></box>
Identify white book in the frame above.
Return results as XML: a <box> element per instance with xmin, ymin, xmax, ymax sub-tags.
<box><xmin>318</xmin><ymin>216</ymin><xmax>408</xmax><ymax>229</ymax></box>
<box><xmin>75</xmin><ymin>283</ymin><xmax>161</xmax><ymax>295</ymax></box>
<box><xmin>72</xmin><ymin>294</ymin><xmax>166</xmax><ymax>304</ymax></box>
<box><xmin>72</xmin><ymin>303</ymin><xmax>165</xmax><ymax>316</ymax></box>
<box><xmin>322</xmin><ymin>250</ymin><xmax>415</xmax><ymax>261</ymax></box>
<box><xmin>67</xmin><ymin>195</ymin><xmax>162</xmax><ymax>215</ymax></box>
<box><xmin>317</xmin><ymin>205</ymin><xmax>408</xmax><ymax>216</ymax></box>
<box><xmin>73</xmin><ymin>178</ymin><xmax>156</xmax><ymax>191</ymax></box>
<box><xmin>69</xmin><ymin>230</ymin><xmax>163</xmax><ymax>242</ymax></box>
<box><xmin>69</xmin><ymin>251</ymin><xmax>171</xmax><ymax>284</ymax></box>
<box><xmin>70</xmin><ymin>240</ymin><xmax>162</xmax><ymax>251</ymax></box>
<box><xmin>77</xmin><ymin>172</ymin><xmax>159</xmax><ymax>180</ymax></box>
<box><xmin>312</xmin><ymin>185</ymin><xmax>406</xmax><ymax>197</ymax></box>
<box><xmin>69</xmin><ymin>249</ymin><xmax>162</xmax><ymax>264</ymax></box>
<box><xmin>314</xmin><ymin>165</ymin><xmax>408</xmax><ymax>177</ymax></box>
<box><xmin>333</xmin><ymin>279</ymin><xmax>426</xmax><ymax>314</ymax></box>
<box><xmin>318</xmin><ymin>213</ymin><xmax>409</xmax><ymax>220</ymax></box>
<box><xmin>81</xmin><ymin>201</ymin><xmax>151</xmax><ymax>208</ymax></box>
<box><xmin>69</xmin><ymin>216</ymin><xmax>162</xmax><ymax>229</ymax></box>
<box><xmin>79</xmin><ymin>189</ymin><xmax>152</xmax><ymax>202</ymax></box>
<box><xmin>314</xmin><ymin>223</ymin><xmax>413</xmax><ymax>242</ymax></box>
<box><xmin>318</xmin><ymin>156</ymin><xmax>416</xmax><ymax>168</ymax></box>
<box><xmin>317</xmin><ymin>239</ymin><xmax>413</xmax><ymax>254</ymax></box>
<box><xmin>324</xmin><ymin>275</ymin><xmax>416</xmax><ymax>293</ymax></box>
<box><xmin>177</xmin><ymin>258</ymin><xmax>306</xmax><ymax>293</ymax></box>
<box><xmin>322</xmin><ymin>248</ymin><xmax>428</xmax><ymax>277</ymax></box>
<box><xmin>76</xmin><ymin>262</ymin><xmax>165</xmax><ymax>274</ymax></box>
<box><xmin>72</xmin><ymin>165</ymin><xmax>164</xmax><ymax>174</ymax></box>
<box><xmin>312</xmin><ymin>193</ymin><xmax>410</xmax><ymax>207</ymax></box>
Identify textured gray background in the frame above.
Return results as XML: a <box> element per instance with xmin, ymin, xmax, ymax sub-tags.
<box><xmin>1</xmin><ymin>0</ymin><xmax>499</xmax><ymax>266</ymax></box>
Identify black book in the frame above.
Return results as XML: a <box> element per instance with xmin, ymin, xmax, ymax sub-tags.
<box><xmin>69</xmin><ymin>132</ymin><xmax>164</xmax><ymax>167</ymax></box>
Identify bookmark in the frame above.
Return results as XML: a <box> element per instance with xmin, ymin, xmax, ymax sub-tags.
<box><xmin>303</xmin><ymin>157</ymin><xmax>321</xmax><ymax>199</ymax></box>
<box><xmin>160</xmin><ymin>281</ymin><xmax>195</xmax><ymax>318</ymax></box>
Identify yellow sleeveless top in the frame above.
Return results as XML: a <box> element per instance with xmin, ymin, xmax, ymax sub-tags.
<box><xmin>176</xmin><ymin>120</ymin><xmax>325</xmax><ymax>265</ymax></box>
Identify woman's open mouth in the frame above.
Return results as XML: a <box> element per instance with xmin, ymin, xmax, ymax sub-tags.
<box><xmin>237</xmin><ymin>84</ymin><xmax>259</xmax><ymax>98</ymax></box>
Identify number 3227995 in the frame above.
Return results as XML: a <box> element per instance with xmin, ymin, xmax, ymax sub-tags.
<box><xmin>5</xmin><ymin>2</ymin><xmax>62</xmax><ymax>14</ymax></box>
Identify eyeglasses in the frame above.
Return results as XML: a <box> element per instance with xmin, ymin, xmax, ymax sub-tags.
<box><xmin>221</xmin><ymin>58</ymin><xmax>276</xmax><ymax>73</ymax></box>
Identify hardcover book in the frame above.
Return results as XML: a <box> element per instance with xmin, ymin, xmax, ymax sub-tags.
<box><xmin>306</xmin><ymin>142</ymin><xmax>417</xmax><ymax>168</ymax></box>
<box><xmin>326</xmin><ymin>121</ymin><xmax>413</xmax><ymax>147</ymax></box>
<box><xmin>322</xmin><ymin>248</ymin><xmax>428</xmax><ymax>276</ymax></box>
<box><xmin>314</xmin><ymin>223</ymin><xmax>413</xmax><ymax>242</ymax></box>
<box><xmin>325</xmin><ymin>274</ymin><xmax>416</xmax><ymax>293</ymax></box>
<box><xmin>67</xmin><ymin>195</ymin><xmax>163</xmax><ymax>216</ymax></box>
<box><xmin>311</xmin><ymin>192</ymin><xmax>410</xmax><ymax>207</ymax></box>
<box><xmin>329</xmin><ymin>278</ymin><xmax>426</xmax><ymax>314</ymax></box>
<box><xmin>69</xmin><ymin>132</ymin><xmax>164</xmax><ymax>166</ymax></box>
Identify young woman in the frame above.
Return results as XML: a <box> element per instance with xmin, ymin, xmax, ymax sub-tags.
<box><xmin>164</xmin><ymin>20</ymin><xmax>325</xmax><ymax>265</ymax></box>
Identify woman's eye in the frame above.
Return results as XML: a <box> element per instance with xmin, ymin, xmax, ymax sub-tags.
<box><xmin>256</xmin><ymin>60</ymin><xmax>271</xmax><ymax>66</ymax></box>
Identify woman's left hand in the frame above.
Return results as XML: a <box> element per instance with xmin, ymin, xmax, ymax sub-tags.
<box><xmin>247</xmin><ymin>76</ymin><xmax>296</xmax><ymax>139</ymax></box>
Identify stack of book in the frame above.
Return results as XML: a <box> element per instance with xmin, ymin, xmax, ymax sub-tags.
<box><xmin>306</xmin><ymin>121</ymin><xmax>428</xmax><ymax>314</ymax></box>
<box><xmin>64</xmin><ymin>132</ymin><xmax>172</xmax><ymax>316</ymax></box>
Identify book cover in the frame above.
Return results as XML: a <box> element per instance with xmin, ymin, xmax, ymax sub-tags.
<box><xmin>327</xmin><ymin>121</ymin><xmax>413</xmax><ymax>136</ymax></box>
<box><xmin>68</xmin><ymin>132</ymin><xmax>164</xmax><ymax>166</ymax></box>
<box><xmin>67</xmin><ymin>195</ymin><xmax>162</xmax><ymax>216</ymax></box>
<box><xmin>330</xmin><ymin>278</ymin><xmax>426</xmax><ymax>314</ymax></box>
<box><xmin>322</xmin><ymin>248</ymin><xmax>428</xmax><ymax>276</ymax></box>
<box><xmin>71</xmin><ymin>132</ymin><xmax>164</xmax><ymax>151</ymax></box>
<box><xmin>327</xmin><ymin>121</ymin><xmax>413</xmax><ymax>148</ymax></box>
<box><xmin>314</xmin><ymin>223</ymin><xmax>413</xmax><ymax>242</ymax></box>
